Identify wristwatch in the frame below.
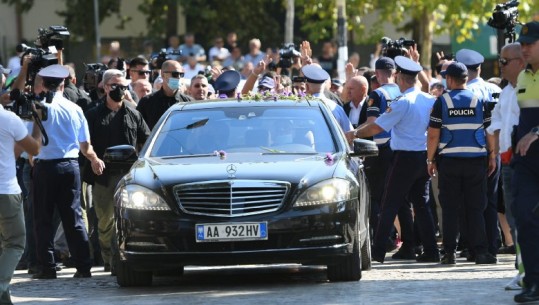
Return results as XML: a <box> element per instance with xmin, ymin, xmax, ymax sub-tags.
<box><xmin>426</xmin><ymin>159</ymin><xmax>435</xmax><ymax>165</ymax></box>
<box><xmin>531</xmin><ymin>127</ymin><xmax>539</xmax><ymax>136</ymax></box>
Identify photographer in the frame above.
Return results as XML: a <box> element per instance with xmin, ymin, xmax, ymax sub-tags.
<box><xmin>31</xmin><ymin>65</ymin><xmax>105</xmax><ymax>280</ymax></box>
<box><xmin>0</xmin><ymin>93</ymin><xmax>41</xmax><ymax>304</ymax></box>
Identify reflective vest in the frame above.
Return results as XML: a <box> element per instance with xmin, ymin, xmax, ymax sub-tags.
<box><xmin>439</xmin><ymin>90</ymin><xmax>487</xmax><ymax>158</ymax></box>
<box><xmin>373</xmin><ymin>84</ymin><xmax>401</xmax><ymax>145</ymax></box>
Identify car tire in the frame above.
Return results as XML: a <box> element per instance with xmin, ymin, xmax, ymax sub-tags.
<box><xmin>116</xmin><ymin>260</ymin><xmax>153</xmax><ymax>287</ymax></box>
<box><xmin>361</xmin><ymin>228</ymin><xmax>372</xmax><ymax>271</ymax></box>
<box><xmin>327</xmin><ymin>225</ymin><xmax>362</xmax><ymax>281</ymax></box>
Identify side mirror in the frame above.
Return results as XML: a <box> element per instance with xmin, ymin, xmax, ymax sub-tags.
<box><xmin>103</xmin><ymin>145</ymin><xmax>138</xmax><ymax>164</ymax></box>
<box><xmin>350</xmin><ymin>139</ymin><xmax>378</xmax><ymax>157</ymax></box>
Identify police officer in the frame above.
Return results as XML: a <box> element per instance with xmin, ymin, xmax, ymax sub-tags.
<box><xmin>213</xmin><ymin>70</ymin><xmax>241</xmax><ymax>98</ymax></box>
<box><xmin>32</xmin><ymin>65</ymin><xmax>105</xmax><ymax>279</ymax></box>
<box><xmin>302</xmin><ymin>64</ymin><xmax>353</xmax><ymax>132</ymax></box>
<box><xmin>426</xmin><ymin>62</ymin><xmax>497</xmax><ymax>265</ymax></box>
<box><xmin>348</xmin><ymin>56</ymin><xmax>438</xmax><ymax>263</ymax></box>
<box><xmin>137</xmin><ymin>60</ymin><xmax>193</xmax><ymax>130</ymax></box>
<box><xmin>456</xmin><ymin>48</ymin><xmax>502</xmax><ymax>259</ymax></box>
<box><xmin>513</xmin><ymin>21</ymin><xmax>539</xmax><ymax>303</ymax></box>
<box><xmin>351</xmin><ymin>57</ymin><xmax>415</xmax><ymax>259</ymax></box>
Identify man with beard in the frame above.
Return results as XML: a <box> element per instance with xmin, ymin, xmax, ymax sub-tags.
<box><xmin>85</xmin><ymin>69</ymin><xmax>150</xmax><ymax>273</ymax></box>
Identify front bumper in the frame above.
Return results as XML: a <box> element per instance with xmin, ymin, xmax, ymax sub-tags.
<box><xmin>115</xmin><ymin>201</ymin><xmax>358</xmax><ymax>270</ymax></box>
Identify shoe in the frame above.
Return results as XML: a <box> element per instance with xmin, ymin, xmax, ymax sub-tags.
<box><xmin>104</xmin><ymin>264</ymin><xmax>111</xmax><ymax>272</ymax></box>
<box><xmin>0</xmin><ymin>289</ymin><xmax>12</xmax><ymax>305</ymax></box>
<box><xmin>514</xmin><ymin>283</ymin><xmax>539</xmax><ymax>303</ymax></box>
<box><xmin>475</xmin><ymin>253</ymin><xmax>497</xmax><ymax>264</ymax></box>
<box><xmin>73</xmin><ymin>271</ymin><xmax>92</xmax><ymax>278</ymax></box>
<box><xmin>466</xmin><ymin>252</ymin><xmax>476</xmax><ymax>262</ymax></box>
<box><xmin>32</xmin><ymin>270</ymin><xmax>57</xmax><ymax>279</ymax></box>
<box><xmin>27</xmin><ymin>265</ymin><xmax>39</xmax><ymax>275</ymax></box>
<box><xmin>391</xmin><ymin>248</ymin><xmax>416</xmax><ymax>260</ymax></box>
<box><xmin>416</xmin><ymin>252</ymin><xmax>440</xmax><ymax>263</ymax></box>
<box><xmin>505</xmin><ymin>273</ymin><xmax>523</xmax><ymax>291</ymax></box>
<box><xmin>498</xmin><ymin>245</ymin><xmax>516</xmax><ymax>255</ymax></box>
<box><xmin>15</xmin><ymin>260</ymin><xmax>28</xmax><ymax>270</ymax></box>
<box><xmin>440</xmin><ymin>253</ymin><xmax>456</xmax><ymax>265</ymax></box>
<box><xmin>459</xmin><ymin>248</ymin><xmax>469</xmax><ymax>258</ymax></box>
<box><xmin>372</xmin><ymin>250</ymin><xmax>385</xmax><ymax>263</ymax></box>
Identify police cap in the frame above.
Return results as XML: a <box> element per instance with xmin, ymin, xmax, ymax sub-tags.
<box><xmin>214</xmin><ymin>70</ymin><xmax>240</xmax><ymax>92</ymax></box>
<box><xmin>443</xmin><ymin>62</ymin><xmax>468</xmax><ymax>79</ymax></box>
<box><xmin>331</xmin><ymin>78</ymin><xmax>343</xmax><ymax>87</ymax></box>
<box><xmin>394</xmin><ymin>56</ymin><xmax>422</xmax><ymax>76</ymax></box>
<box><xmin>375</xmin><ymin>57</ymin><xmax>396</xmax><ymax>70</ymax></box>
<box><xmin>258</xmin><ymin>76</ymin><xmax>275</xmax><ymax>89</ymax></box>
<box><xmin>517</xmin><ymin>21</ymin><xmax>539</xmax><ymax>44</ymax></box>
<box><xmin>301</xmin><ymin>64</ymin><xmax>330</xmax><ymax>84</ymax></box>
<box><xmin>455</xmin><ymin>49</ymin><xmax>484</xmax><ymax>70</ymax></box>
<box><xmin>37</xmin><ymin>64</ymin><xmax>69</xmax><ymax>79</ymax></box>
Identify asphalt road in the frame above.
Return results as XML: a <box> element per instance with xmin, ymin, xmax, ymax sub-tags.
<box><xmin>11</xmin><ymin>254</ymin><xmax>520</xmax><ymax>305</ymax></box>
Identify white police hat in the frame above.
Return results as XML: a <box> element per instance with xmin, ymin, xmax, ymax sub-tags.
<box><xmin>37</xmin><ymin>64</ymin><xmax>69</xmax><ymax>79</ymax></box>
<box><xmin>301</xmin><ymin>64</ymin><xmax>330</xmax><ymax>84</ymax></box>
<box><xmin>455</xmin><ymin>49</ymin><xmax>484</xmax><ymax>70</ymax></box>
<box><xmin>394</xmin><ymin>56</ymin><xmax>422</xmax><ymax>75</ymax></box>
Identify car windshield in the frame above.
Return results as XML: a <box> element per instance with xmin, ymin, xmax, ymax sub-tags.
<box><xmin>149</xmin><ymin>106</ymin><xmax>337</xmax><ymax>157</ymax></box>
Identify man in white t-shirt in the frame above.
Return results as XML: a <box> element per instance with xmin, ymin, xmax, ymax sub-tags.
<box><xmin>0</xmin><ymin>105</ymin><xmax>40</xmax><ymax>304</ymax></box>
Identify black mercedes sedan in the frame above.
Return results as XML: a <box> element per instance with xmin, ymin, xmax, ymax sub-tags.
<box><xmin>105</xmin><ymin>97</ymin><xmax>377</xmax><ymax>287</ymax></box>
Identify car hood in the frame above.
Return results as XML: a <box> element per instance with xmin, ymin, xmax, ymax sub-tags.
<box><xmin>131</xmin><ymin>153</ymin><xmax>341</xmax><ymax>187</ymax></box>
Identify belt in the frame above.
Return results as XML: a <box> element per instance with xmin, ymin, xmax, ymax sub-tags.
<box><xmin>35</xmin><ymin>158</ymin><xmax>77</xmax><ymax>164</ymax></box>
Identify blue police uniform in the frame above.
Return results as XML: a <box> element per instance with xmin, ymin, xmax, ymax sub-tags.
<box><xmin>302</xmin><ymin>64</ymin><xmax>353</xmax><ymax>132</ymax></box>
<box><xmin>430</xmin><ymin>83</ymin><xmax>494</xmax><ymax>263</ymax></box>
<box><xmin>456</xmin><ymin>48</ymin><xmax>501</xmax><ymax>257</ymax></box>
<box><xmin>370</xmin><ymin>56</ymin><xmax>438</xmax><ymax>263</ymax></box>
<box><xmin>32</xmin><ymin>65</ymin><xmax>92</xmax><ymax>278</ymax></box>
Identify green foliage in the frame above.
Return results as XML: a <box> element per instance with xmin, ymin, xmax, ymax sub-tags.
<box><xmin>0</xmin><ymin>0</ymin><xmax>33</xmax><ymax>12</ymax></box>
<box><xmin>179</xmin><ymin>0</ymin><xmax>284</xmax><ymax>50</ymax></box>
<box><xmin>56</xmin><ymin>0</ymin><xmax>131</xmax><ymax>41</ymax></box>
<box><xmin>137</xmin><ymin>0</ymin><xmax>178</xmax><ymax>40</ymax></box>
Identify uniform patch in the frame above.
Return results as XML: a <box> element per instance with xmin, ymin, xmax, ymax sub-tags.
<box><xmin>448</xmin><ymin>108</ymin><xmax>475</xmax><ymax>117</ymax></box>
<box><xmin>368</xmin><ymin>99</ymin><xmax>374</xmax><ymax>106</ymax></box>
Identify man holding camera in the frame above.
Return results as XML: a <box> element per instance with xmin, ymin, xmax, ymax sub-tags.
<box><xmin>31</xmin><ymin>65</ymin><xmax>105</xmax><ymax>280</ymax></box>
<box><xmin>512</xmin><ymin>21</ymin><xmax>539</xmax><ymax>303</ymax></box>
<box><xmin>0</xmin><ymin>89</ymin><xmax>41</xmax><ymax>305</ymax></box>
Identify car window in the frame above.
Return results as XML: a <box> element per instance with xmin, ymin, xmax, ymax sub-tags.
<box><xmin>150</xmin><ymin>106</ymin><xmax>336</xmax><ymax>157</ymax></box>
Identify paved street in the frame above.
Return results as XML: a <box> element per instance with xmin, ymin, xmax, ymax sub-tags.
<box><xmin>10</xmin><ymin>253</ymin><xmax>521</xmax><ymax>304</ymax></box>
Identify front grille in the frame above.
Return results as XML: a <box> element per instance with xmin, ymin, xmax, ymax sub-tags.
<box><xmin>173</xmin><ymin>180</ymin><xmax>289</xmax><ymax>217</ymax></box>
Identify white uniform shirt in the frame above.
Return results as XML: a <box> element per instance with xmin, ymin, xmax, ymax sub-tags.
<box><xmin>0</xmin><ymin>105</ymin><xmax>28</xmax><ymax>194</ymax></box>
<box><xmin>486</xmin><ymin>84</ymin><xmax>520</xmax><ymax>152</ymax></box>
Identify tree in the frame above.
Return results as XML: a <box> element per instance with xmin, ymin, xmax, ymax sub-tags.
<box><xmin>1</xmin><ymin>0</ymin><xmax>34</xmax><ymax>42</ymax></box>
<box><xmin>296</xmin><ymin>0</ymin><xmax>539</xmax><ymax>69</ymax></box>
<box><xmin>137</xmin><ymin>0</ymin><xmax>179</xmax><ymax>42</ymax></box>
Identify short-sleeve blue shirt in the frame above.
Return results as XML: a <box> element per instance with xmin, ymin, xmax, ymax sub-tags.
<box><xmin>36</xmin><ymin>93</ymin><xmax>90</xmax><ymax>159</ymax></box>
<box><xmin>375</xmin><ymin>87</ymin><xmax>435</xmax><ymax>151</ymax></box>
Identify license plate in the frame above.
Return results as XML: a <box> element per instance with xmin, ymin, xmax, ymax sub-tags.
<box><xmin>196</xmin><ymin>222</ymin><xmax>268</xmax><ymax>242</ymax></box>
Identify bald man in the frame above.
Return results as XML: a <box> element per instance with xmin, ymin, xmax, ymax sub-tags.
<box><xmin>343</xmin><ymin>76</ymin><xmax>369</xmax><ymax>128</ymax></box>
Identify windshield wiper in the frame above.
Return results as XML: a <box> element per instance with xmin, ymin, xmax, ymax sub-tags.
<box><xmin>160</xmin><ymin>153</ymin><xmax>217</xmax><ymax>159</ymax></box>
<box><xmin>161</xmin><ymin>118</ymin><xmax>210</xmax><ymax>133</ymax></box>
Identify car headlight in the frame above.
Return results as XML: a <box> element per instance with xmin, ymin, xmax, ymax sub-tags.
<box><xmin>117</xmin><ymin>185</ymin><xmax>171</xmax><ymax>211</ymax></box>
<box><xmin>294</xmin><ymin>179</ymin><xmax>351</xmax><ymax>207</ymax></box>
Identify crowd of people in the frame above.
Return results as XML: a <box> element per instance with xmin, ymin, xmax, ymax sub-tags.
<box><xmin>0</xmin><ymin>22</ymin><xmax>538</xmax><ymax>305</ymax></box>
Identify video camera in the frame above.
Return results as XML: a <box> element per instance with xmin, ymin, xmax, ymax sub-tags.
<box><xmin>487</xmin><ymin>0</ymin><xmax>519</xmax><ymax>42</ymax></box>
<box><xmin>83</xmin><ymin>63</ymin><xmax>108</xmax><ymax>93</ymax></box>
<box><xmin>150</xmin><ymin>48</ymin><xmax>182</xmax><ymax>70</ymax></box>
<box><xmin>381</xmin><ymin>37</ymin><xmax>415</xmax><ymax>59</ymax></box>
<box><xmin>16</xmin><ymin>26</ymin><xmax>70</xmax><ymax>85</ymax></box>
<box><xmin>278</xmin><ymin>43</ymin><xmax>301</xmax><ymax>69</ymax></box>
<box><xmin>8</xmin><ymin>89</ymin><xmax>48</xmax><ymax>121</ymax></box>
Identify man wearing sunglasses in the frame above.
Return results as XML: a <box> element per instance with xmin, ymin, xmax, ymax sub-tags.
<box><xmin>512</xmin><ymin>21</ymin><xmax>539</xmax><ymax>304</ymax></box>
<box><xmin>85</xmin><ymin>69</ymin><xmax>150</xmax><ymax>273</ymax></box>
<box><xmin>486</xmin><ymin>43</ymin><xmax>525</xmax><ymax>258</ymax></box>
<box><xmin>127</xmin><ymin>57</ymin><xmax>151</xmax><ymax>103</ymax></box>
<box><xmin>137</xmin><ymin>60</ymin><xmax>193</xmax><ymax>130</ymax></box>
